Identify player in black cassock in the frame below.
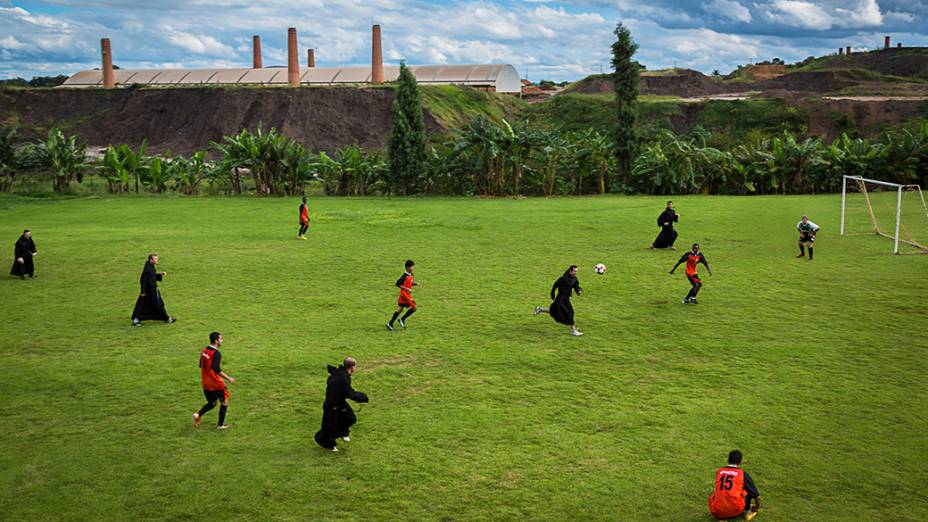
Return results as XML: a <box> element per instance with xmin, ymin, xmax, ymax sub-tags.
<box><xmin>314</xmin><ymin>357</ymin><xmax>369</xmax><ymax>452</ymax></box>
<box><xmin>651</xmin><ymin>201</ymin><xmax>679</xmax><ymax>250</ymax></box>
<box><xmin>131</xmin><ymin>253</ymin><xmax>176</xmax><ymax>326</ymax></box>
<box><xmin>10</xmin><ymin>229</ymin><xmax>37</xmax><ymax>279</ymax></box>
<box><xmin>534</xmin><ymin>265</ymin><xmax>584</xmax><ymax>336</ymax></box>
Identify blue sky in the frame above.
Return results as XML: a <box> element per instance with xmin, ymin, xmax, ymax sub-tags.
<box><xmin>1</xmin><ymin>0</ymin><xmax>926</xmax><ymax>81</ymax></box>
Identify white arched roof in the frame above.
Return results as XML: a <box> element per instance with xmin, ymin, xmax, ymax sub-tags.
<box><xmin>62</xmin><ymin>64</ymin><xmax>522</xmax><ymax>93</ymax></box>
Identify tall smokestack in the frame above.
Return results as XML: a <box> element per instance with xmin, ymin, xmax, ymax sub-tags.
<box><xmin>101</xmin><ymin>38</ymin><xmax>115</xmax><ymax>89</ymax></box>
<box><xmin>307</xmin><ymin>48</ymin><xmax>315</xmax><ymax>68</ymax></box>
<box><xmin>287</xmin><ymin>28</ymin><xmax>300</xmax><ymax>86</ymax></box>
<box><xmin>884</xmin><ymin>36</ymin><xmax>890</xmax><ymax>49</ymax></box>
<box><xmin>846</xmin><ymin>46</ymin><xmax>852</xmax><ymax>55</ymax></box>
<box><xmin>371</xmin><ymin>24</ymin><xmax>384</xmax><ymax>84</ymax></box>
<box><xmin>252</xmin><ymin>35</ymin><xmax>263</xmax><ymax>69</ymax></box>
<box><xmin>838</xmin><ymin>48</ymin><xmax>843</xmax><ymax>55</ymax></box>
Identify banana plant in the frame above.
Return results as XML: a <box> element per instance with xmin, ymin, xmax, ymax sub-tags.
<box><xmin>32</xmin><ymin>128</ymin><xmax>88</xmax><ymax>193</ymax></box>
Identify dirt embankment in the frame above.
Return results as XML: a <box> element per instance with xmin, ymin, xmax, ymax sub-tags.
<box><xmin>571</xmin><ymin>70</ymin><xmax>729</xmax><ymax>97</ymax></box>
<box><xmin>0</xmin><ymin>87</ymin><xmax>443</xmax><ymax>154</ymax></box>
<box><xmin>572</xmin><ymin>68</ymin><xmax>919</xmax><ymax>99</ymax></box>
<box><xmin>799</xmin><ymin>98</ymin><xmax>928</xmax><ymax>140</ymax></box>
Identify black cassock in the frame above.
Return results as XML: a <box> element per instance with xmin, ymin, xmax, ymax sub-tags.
<box><xmin>10</xmin><ymin>235</ymin><xmax>37</xmax><ymax>278</ymax></box>
<box><xmin>549</xmin><ymin>271</ymin><xmax>581</xmax><ymax>326</ymax></box>
<box><xmin>131</xmin><ymin>262</ymin><xmax>170</xmax><ymax>321</ymax></box>
<box><xmin>314</xmin><ymin>364</ymin><xmax>369</xmax><ymax>450</ymax></box>
<box><xmin>652</xmin><ymin>208</ymin><xmax>679</xmax><ymax>248</ymax></box>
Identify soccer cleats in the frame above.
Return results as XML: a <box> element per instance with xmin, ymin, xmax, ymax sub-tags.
<box><xmin>193</xmin><ymin>413</ymin><xmax>200</xmax><ymax>429</ymax></box>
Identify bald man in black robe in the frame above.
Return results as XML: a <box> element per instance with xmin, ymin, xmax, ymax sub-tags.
<box><xmin>315</xmin><ymin>357</ymin><xmax>369</xmax><ymax>452</ymax></box>
<box><xmin>10</xmin><ymin>229</ymin><xmax>37</xmax><ymax>280</ymax></box>
<box><xmin>131</xmin><ymin>253</ymin><xmax>176</xmax><ymax>326</ymax></box>
<box><xmin>651</xmin><ymin>201</ymin><xmax>679</xmax><ymax>250</ymax></box>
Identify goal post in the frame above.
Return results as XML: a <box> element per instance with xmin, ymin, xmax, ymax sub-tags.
<box><xmin>840</xmin><ymin>175</ymin><xmax>928</xmax><ymax>254</ymax></box>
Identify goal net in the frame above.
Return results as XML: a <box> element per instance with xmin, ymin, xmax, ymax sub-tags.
<box><xmin>841</xmin><ymin>175</ymin><xmax>928</xmax><ymax>254</ymax></box>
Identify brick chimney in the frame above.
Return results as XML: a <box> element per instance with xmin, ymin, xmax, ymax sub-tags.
<box><xmin>884</xmin><ymin>36</ymin><xmax>890</xmax><ymax>49</ymax></box>
<box><xmin>252</xmin><ymin>35</ymin><xmax>263</xmax><ymax>69</ymax></box>
<box><xmin>846</xmin><ymin>46</ymin><xmax>852</xmax><ymax>55</ymax></box>
<box><xmin>287</xmin><ymin>28</ymin><xmax>299</xmax><ymax>86</ymax></box>
<box><xmin>838</xmin><ymin>48</ymin><xmax>843</xmax><ymax>55</ymax></box>
<box><xmin>307</xmin><ymin>48</ymin><xmax>315</xmax><ymax>68</ymax></box>
<box><xmin>101</xmin><ymin>38</ymin><xmax>115</xmax><ymax>89</ymax></box>
<box><xmin>371</xmin><ymin>24</ymin><xmax>384</xmax><ymax>84</ymax></box>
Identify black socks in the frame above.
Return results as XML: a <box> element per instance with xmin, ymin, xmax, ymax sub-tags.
<box><xmin>218</xmin><ymin>405</ymin><xmax>228</xmax><ymax>426</ymax></box>
<box><xmin>198</xmin><ymin>402</ymin><xmax>215</xmax><ymax>416</ymax></box>
<box><xmin>389</xmin><ymin>312</ymin><xmax>400</xmax><ymax>325</ymax></box>
<box><xmin>401</xmin><ymin>308</ymin><xmax>416</xmax><ymax>321</ymax></box>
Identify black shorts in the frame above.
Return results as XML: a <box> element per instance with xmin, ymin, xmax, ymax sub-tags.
<box><xmin>799</xmin><ymin>234</ymin><xmax>815</xmax><ymax>243</ymax></box>
<box><xmin>687</xmin><ymin>274</ymin><xmax>701</xmax><ymax>285</ymax></box>
<box><xmin>203</xmin><ymin>388</ymin><xmax>230</xmax><ymax>404</ymax></box>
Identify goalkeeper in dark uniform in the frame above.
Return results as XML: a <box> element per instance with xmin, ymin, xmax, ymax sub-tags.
<box><xmin>796</xmin><ymin>215</ymin><xmax>820</xmax><ymax>260</ymax></box>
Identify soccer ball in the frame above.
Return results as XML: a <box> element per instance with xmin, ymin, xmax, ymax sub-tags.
<box><xmin>594</xmin><ymin>263</ymin><xmax>606</xmax><ymax>274</ymax></box>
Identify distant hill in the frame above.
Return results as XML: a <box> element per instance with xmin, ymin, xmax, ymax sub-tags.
<box><xmin>568</xmin><ymin>69</ymin><xmax>727</xmax><ymax>97</ymax></box>
<box><xmin>567</xmin><ymin>48</ymin><xmax>928</xmax><ymax>99</ymax></box>
<box><xmin>789</xmin><ymin>47</ymin><xmax>928</xmax><ymax>80</ymax></box>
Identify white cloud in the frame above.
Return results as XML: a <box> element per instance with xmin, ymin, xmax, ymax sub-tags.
<box><xmin>834</xmin><ymin>0</ymin><xmax>883</xmax><ymax>27</ymax></box>
<box><xmin>764</xmin><ymin>0</ymin><xmax>885</xmax><ymax>30</ymax></box>
<box><xmin>884</xmin><ymin>10</ymin><xmax>914</xmax><ymax>23</ymax></box>
<box><xmin>704</xmin><ymin>0</ymin><xmax>752</xmax><ymax>23</ymax></box>
<box><xmin>671</xmin><ymin>28</ymin><xmax>759</xmax><ymax>60</ymax></box>
<box><xmin>399</xmin><ymin>34</ymin><xmax>537</xmax><ymax>65</ymax></box>
<box><xmin>0</xmin><ymin>35</ymin><xmax>29</xmax><ymax>50</ymax></box>
<box><xmin>765</xmin><ymin>0</ymin><xmax>833</xmax><ymax>30</ymax></box>
<box><xmin>165</xmin><ymin>32</ymin><xmax>236</xmax><ymax>57</ymax></box>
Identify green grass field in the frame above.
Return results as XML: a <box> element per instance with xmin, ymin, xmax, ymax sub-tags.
<box><xmin>1</xmin><ymin>194</ymin><xmax>926</xmax><ymax>521</ymax></box>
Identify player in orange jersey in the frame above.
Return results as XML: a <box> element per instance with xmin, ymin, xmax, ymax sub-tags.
<box><xmin>193</xmin><ymin>332</ymin><xmax>236</xmax><ymax>430</ymax></box>
<box><xmin>387</xmin><ymin>260</ymin><xmax>418</xmax><ymax>331</ymax></box>
<box><xmin>298</xmin><ymin>196</ymin><xmax>310</xmax><ymax>240</ymax></box>
<box><xmin>670</xmin><ymin>243</ymin><xmax>712</xmax><ymax>304</ymax></box>
<box><xmin>709</xmin><ymin>450</ymin><xmax>761</xmax><ymax>520</ymax></box>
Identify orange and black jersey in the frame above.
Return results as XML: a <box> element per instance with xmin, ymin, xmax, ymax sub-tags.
<box><xmin>396</xmin><ymin>273</ymin><xmax>414</xmax><ymax>293</ymax></box>
<box><xmin>199</xmin><ymin>346</ymin><xmax>225</xmax><ymax>391</ymax></box>
<box><xmin>709</xmin><ymin>465</ymin><xmax>760</xmax><ymax>518</ymax></box>
<box><xmin>678</xmin><ymin>251</ymin><xmax>708</xmax><ymax>276</ymax></box>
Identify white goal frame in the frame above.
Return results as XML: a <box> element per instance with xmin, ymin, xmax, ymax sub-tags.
<box><xmin>840</xmin><ymin>175</ymin><xmax>928</xmax><ymax>254</ymax></box>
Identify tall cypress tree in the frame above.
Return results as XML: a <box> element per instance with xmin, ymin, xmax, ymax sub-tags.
<box><xmin>388</xmin><ymin>62</ymin><xmax>426</xmax><ymax>195</ymax></box>
<box><xmin>611</xmin><ymin>22</ymin><xmax>639</xmax><ymax>187</ymax></box>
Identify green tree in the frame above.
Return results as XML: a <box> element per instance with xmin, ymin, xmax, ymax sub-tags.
<box><xmin>31</xmin><ymin>129</ymin><xmax>88</xmax><ymax>193</ymax></box>
<box><xmin>610</xmin><ymin>22</ymin><xmax>639</xmax><ymax>186</ymax></box>
<box><xmin>388</xmin><ymin>62</ymin><xmax>427</xmax><ymax>195</ymax></box>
